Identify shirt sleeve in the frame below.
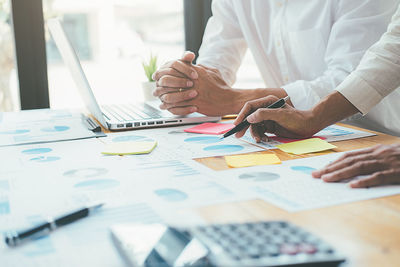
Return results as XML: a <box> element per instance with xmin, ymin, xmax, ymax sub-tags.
<box><xmin>336</xmin><ymin>5</ymin><xmax>400</xmax><ymax>115</ymax></box>
<box><xmin>196</xmin><ymin>0</ymin><xmax>248</xmax><ymax>86</ymax></box>
<box><xmin>283</xmin><ymin>0</ymin><xmax>399</xmax><ymax>110</ymax></box>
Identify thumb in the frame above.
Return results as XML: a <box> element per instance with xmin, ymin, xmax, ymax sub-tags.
<box><xmin>181</xmin><ymin>51</ymin><xmax>196</xmax><ymax>63</ymax></box>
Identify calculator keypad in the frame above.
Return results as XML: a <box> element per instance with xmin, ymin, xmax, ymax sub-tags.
<box><xmin>193</xmin><ymin>221</ymin><xmax>344</xmax><ymax>266</ymax></box>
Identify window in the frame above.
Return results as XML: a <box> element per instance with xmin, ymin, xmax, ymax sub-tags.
<box><xmin>0</xmin><ymin>0</ymin><xmax>18</xmax><ymax>111</ymax></box>
<box><xmin>44</xmin><ymin>0</ymin><xmax>185</xmax><ymax>109</ymax></box>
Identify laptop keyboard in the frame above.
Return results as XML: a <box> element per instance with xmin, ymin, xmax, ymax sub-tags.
<box><xmin>101</xmin><ymin>103</ymin><xmax>162</xmax><ymax>122</ymax></box>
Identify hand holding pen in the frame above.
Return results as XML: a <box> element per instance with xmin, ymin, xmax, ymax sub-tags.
<box><xmin>228</xmin><ymin>95</ymin><xmax>291</xmax><ymax>142</ymax></box>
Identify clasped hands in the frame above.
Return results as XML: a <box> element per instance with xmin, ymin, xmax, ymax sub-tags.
<box><xmin>152</xmin><ymin>51</ymin><xmax>237</xmax><ymax>116</ymax></box>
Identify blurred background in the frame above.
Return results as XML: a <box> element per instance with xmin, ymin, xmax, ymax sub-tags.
<box><xmin>0</xmin><ymin>0</ymin><xmax>263</xmax><ymax>112</ymax></box>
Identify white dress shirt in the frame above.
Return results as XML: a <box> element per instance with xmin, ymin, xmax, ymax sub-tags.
<box><xmin>197</xmin><ymin>0</ymin><xmax>400</xmax><ymax>135</ymax></box>
<box><xmin>336</xmin><ymin>5</ymin><xmax>400</xmax><ymax>136</ymax></box>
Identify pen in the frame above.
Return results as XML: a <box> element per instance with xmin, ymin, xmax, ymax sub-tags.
<box><xmin>222</xmin><ymin>96</ymin><xmax>290</xmax><ymax>139</ymax></box>
<box><xmin>5</xmin><ymin>203</ymin><xmax>104</xmax><ymax>247</ymax></box>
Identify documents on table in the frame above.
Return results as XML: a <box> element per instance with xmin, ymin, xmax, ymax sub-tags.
<box><xmin>242</xmin><ymin>124</ymin><xmax>376</xmax><ymax>149</ymax></box>
<box><xmin>0</xmin><ymin>109</ymin><xmax>105</xmax><ymax>147</ymax></box>
<box><xmin>0</xmin><ymin>145</ymin><xmax>252</xmax><ymax>266</ymax></box>
<box><xmin>102</xmin><ymin>125</ymin><xmax>263</xmax><ymax>159</ymax></box>
<box><xmin>0</xmin><ymin>138</ymin><xmax>107</xmax><ymax>173</ymax></box>
<box><xmin>215</xmin><ymin>152</ymin><xmax>400</xmax><ymax>212</ymax></box>
<box><xmin>0</xmin><ymin>114</ymin><xmax>385</xmax><ymax>267</ymax></box>
<box><xmin>225</xmin><ymin>153</ymin><xmax>281</xmax><ymax>168</ymax></box>
<box><xmin>276</xmin><ymin>138</ymin><xmax>337</xmax><ymax>155</ymax></box>
<box><xmin>0</xmin><ymin>202</ymin><xmax>164</xmax><ymax>267</ymax></box>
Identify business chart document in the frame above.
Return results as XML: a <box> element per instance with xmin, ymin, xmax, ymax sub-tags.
<box><xmin>215</xmin><ymin>152</ymin><xmax>400</xmax><ymax>212</ymax></box>
<box><xmin>0</xmin><ymin>138</ymin><xmax>253</xmax><ymax>266</ymax></box>
<box><xmin>242</xmin><ymin>124</ymin><xmax>376</xmax><ymax>149</ymax></box>
<box><xmin>102</xmin><ymin>125</ymin><xmax>264</xmax><ymax>159</ymax></box>
<box><xmin>0</xmin><ymin>138</ymin><xmax>106</xmax><ymax>173</ymax></box>
<box><xmin>0</xmin><ymin>111</ymin><xmax>384</xmax><ymax>267</ymax></box>
<box><xmin>0</xmin><ymin>109</ymin><xmax>104</xmax><ymax>147</ymax></box>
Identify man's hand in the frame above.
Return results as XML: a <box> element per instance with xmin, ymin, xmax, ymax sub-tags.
<box><xmin>163</xmin><ymin>64</ymin><xmax>239</xmax><ymax>116</ymax></box>
<box><xmin>233</xmin><ymin>96</ymin><xmax>319</xmax><ymax>142</ymax></box>
<box><xmin>152</xmin><ymin>51</ymin><xmax>199</xmax><ymax>115</ymax></box>
<box><xmin>153</xmin><ymin>51</ymin><xmax>291</xmax><ymax>116</ymax></box>
<box><xmin>312</xmin><ymin>144</ymin><xmax>400</xmax><ymax>188</ymax></box>
<box><xmin>153</xmin><ymin>51</ymin><xmax>240</xmax><ymax>116</ymax></box>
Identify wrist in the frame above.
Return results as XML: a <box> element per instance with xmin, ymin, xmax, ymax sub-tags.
<box><xmin>311</xmin><ymin>91</ymin><xmax>359</xmax><ymax>130</ymax></box>
<box><xmin>227</xmin><ymin>88</ymin><xmax>250</xmax><ymax>114</ymax></box>
<box><xmin>230</xmin><ymin>88</ymin><xmax>276</xmax><ymax>114</ymax></box>
<box><xmin>308</xmin><ymin>106</ymin><xmax>325</xmax><ymax>133</ymax></box>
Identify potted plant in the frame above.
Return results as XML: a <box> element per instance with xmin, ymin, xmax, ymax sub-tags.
<box><xmin>142</xmin><ymin>54</ymin><xmax>158</xmax><ymax>101</ymax></box>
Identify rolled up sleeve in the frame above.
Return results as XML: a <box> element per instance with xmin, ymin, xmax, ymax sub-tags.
<box><xmin>283</xmin><ymin>0</ymin><xmax>399</xmax><ymax>110</ymax></box>
<box><xmin>336</xmin><ymin>5</ymin><xmax>400</xmax><ymax>115</ymax></box>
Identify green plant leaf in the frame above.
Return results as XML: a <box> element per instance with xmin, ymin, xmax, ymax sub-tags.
<box><xmin>142</xmin><ymin>54</ymin><xmax>158</xmax><ymax>82</ymax></box>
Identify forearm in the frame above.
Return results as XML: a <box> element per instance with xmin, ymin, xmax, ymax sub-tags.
<box><xmin>310</xmin><ymin>91</ymin><xmax>359</xmax><ymax>132</ymax></box>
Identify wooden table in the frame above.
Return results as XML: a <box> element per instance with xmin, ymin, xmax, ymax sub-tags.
<box><xmin>194</xmin><ymin>123</ymin><xmax>400</xmax><ymax>267</ymax></box>
<box><xmin>103</xmin><ymin>121</ymin><xmax>400</xmax><ymax>267</ymax></box>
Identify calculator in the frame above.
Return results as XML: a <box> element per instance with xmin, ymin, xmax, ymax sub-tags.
<box><xmin>111</xmin><ymin>221</ymin><xmax>346</xmax><ymax>267</ymax></box>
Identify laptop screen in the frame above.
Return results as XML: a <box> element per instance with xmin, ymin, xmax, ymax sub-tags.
<box><xmin>47</xmin><ymin>18</ymin><xmax>108</xmax><ymax>128</ymax></box>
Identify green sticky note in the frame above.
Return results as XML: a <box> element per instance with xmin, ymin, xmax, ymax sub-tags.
<box><xmin>102</xmin><ymin>141</ymin><xmax>157</xmax><ymax>155</ymax></box>
<box><xmin>276</xmin><ymin>138</ymin><xmax>337</xmax><ymax>155</ymax></box>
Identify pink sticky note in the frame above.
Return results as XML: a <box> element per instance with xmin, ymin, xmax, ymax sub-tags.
<box><xmin>184</xmin><ymin>123</ymin><xmax>235</xmax><ymax>135</ymax></box>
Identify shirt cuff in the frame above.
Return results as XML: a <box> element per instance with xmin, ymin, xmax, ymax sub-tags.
<box><xmin>282</xmin><ymin>80</ymin><xmax>321</xmax><ymax>110</ymax></box>
<box><xmin>335</xmin><ymin>72</ymin><xmax>383</xmax><ymax>115</ymax></box>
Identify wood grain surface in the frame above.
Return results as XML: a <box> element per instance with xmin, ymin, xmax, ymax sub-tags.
<box><xmin>101</xmin><ymin>120</ymin><xmax>400</xmax><ymax>267</ymax></box>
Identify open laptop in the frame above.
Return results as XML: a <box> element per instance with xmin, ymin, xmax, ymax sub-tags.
<box><xmin>47</xmin><ymin>19</ymin><xmax>220</xmax><ymax>131</ymax></box>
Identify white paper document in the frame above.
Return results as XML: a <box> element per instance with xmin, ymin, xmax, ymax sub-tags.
<box><xmin>215</xmin><ymin>152</ymin><xmax>400</xmax><ymax>212</ymax></box>
<box><xmin>102</xmin><ymin>125</ymin><xmax>264</xmax><ymax>159</ymax></box>
<box><xmin>242</xmin><ymin>124</ymin><xmax>376</xmax><ymax>149</ymax></box>
<box><xmin>0</xmin><ymin>109</ymin><xmax>104</xmax><ymax>147</ymax></box>
<box><xmin>0</xmin><ymin>140</ymin><xmax>252</xmax><ymax>266</ymax></box>
<box><xmin>0</xmin><ymin>203</ymin><xmax>163</xmax><ymax>267</ymax></box>
<box><xmin>0</xmin><ymin>138</ymin><xmax>107</xmax><ymax>173</ymax></box>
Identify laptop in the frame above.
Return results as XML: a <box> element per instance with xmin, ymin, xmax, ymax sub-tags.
<box><xmin>47</xmin><ymin>19</ymin><xmax>220</xmax><ymax>131</ymax></box>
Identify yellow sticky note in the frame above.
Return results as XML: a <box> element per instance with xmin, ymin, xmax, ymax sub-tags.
<box><xmin>102</xmin><ymin>141</ymin><xmax>157</xmax><ymax>155</ymax></box>
<box><xmin>225</xmin><ymin>153</ymin><xmax>281</xmax><ymax>168</ymax></box>
<box><xmin>276</xmin><ymin>138</ymin><xmax>337</xmax><ymax>155</ymax></box>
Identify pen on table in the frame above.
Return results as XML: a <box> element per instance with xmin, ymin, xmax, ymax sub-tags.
<box><xmin>222</xmin><ymin>96</ymin><xmax>290</xmax><ymax>139</ymax></box>
<box><xmin>5</xmin><ymin>203</ymin><xmax>104</xmax><ymax>247</ymax></box>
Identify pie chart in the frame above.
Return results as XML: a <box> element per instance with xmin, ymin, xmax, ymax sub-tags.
<box><xmin>63</xmin><ymin>168</ymin><xmax>109</xmax><ymax>178</ymax></box>
<box><xmin>291</xmin><ymin>166</ymin><xmax>316</xmax><ymax>174</ymax></box>
<box><xmin>154</xmin><ymin>188</ymin><xmax>188</xmax><ymax>202</ymax></box>
<box><xmin>0</xmin><ymin>129</ymin><xmax>30</xmax><ymax>135</ymax></box>
<box><xmin>22</xmin><ymin>148</ymin><xmax>52</xmax><ymax>154</ymax></box>
<box><xmin>41</xmin><ymin>126</ymin><xmax>70</xmax><ymax>132</ymax></box>
<box><xmin>203</xmin><ymin>144</ymin><xmax>244</xmax><ymax>153</ymax></box>
<box><xmin>30</xmin><ymin>156</ymin><xmax>61</xmax><ymax>163</ymax></box>
<box><xmin>74</xmin><ymin>179</ymin><xmax>120</xmax><ymax>190</ymax></box>
<box><xmin>239</xmin><ymin>172</ymin><xmax>280</xmax><ymax>182</ymax></box>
